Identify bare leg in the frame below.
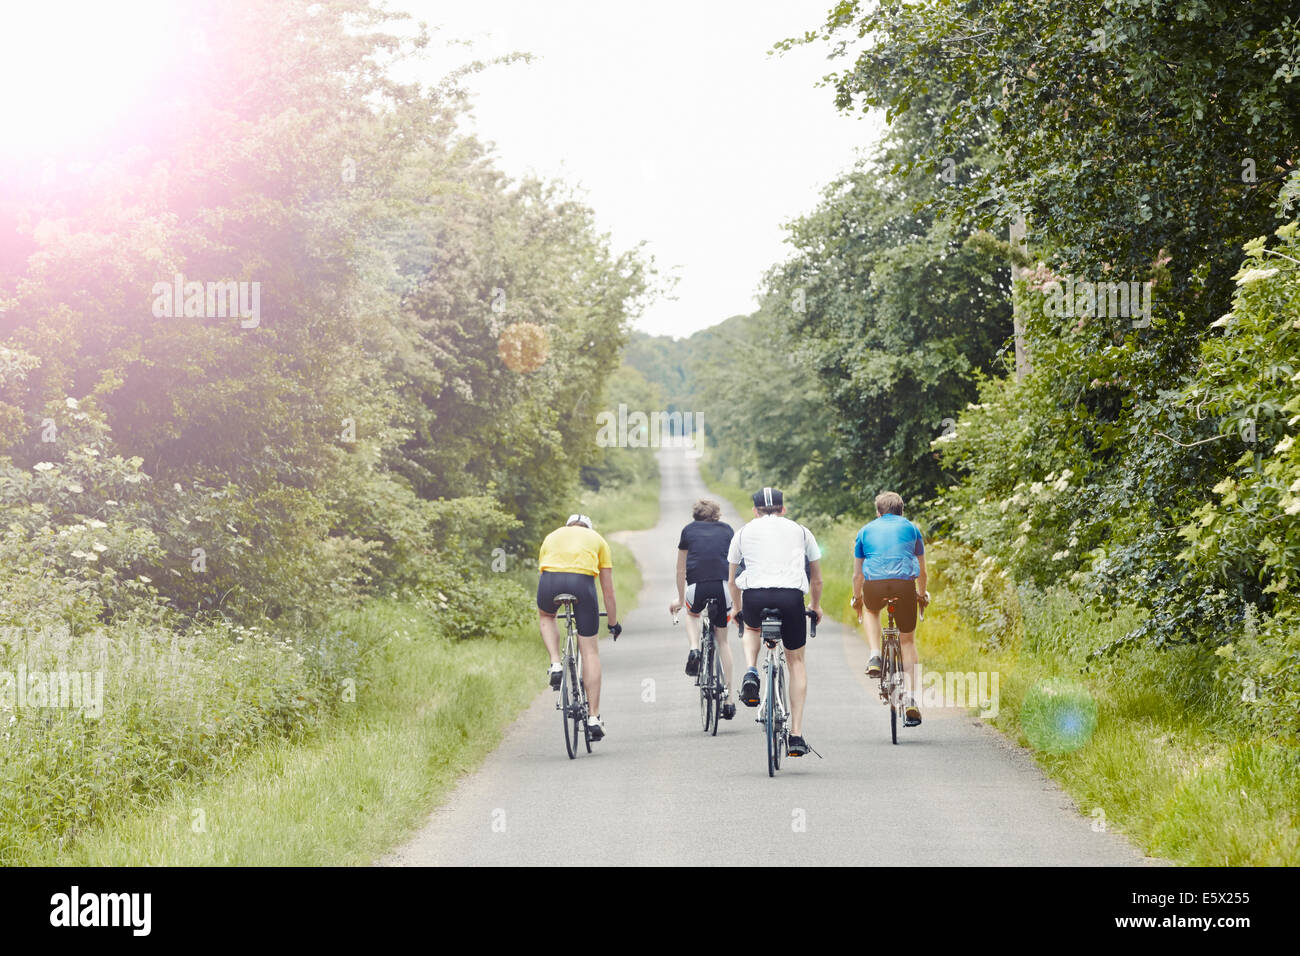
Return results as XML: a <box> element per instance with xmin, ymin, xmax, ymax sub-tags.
<box><xmin>862</xmin><ymin>607</ymin><xmax>883</xmax><ymax>657</ymax></box>
<box><xmin>744</xmin><ymin>626</ymin><xmax>762</xmax><ymax>669</ymax></box>
<box><xmin>684</xmin><ymin>612</ymin><xmax>701</xmax><ymax>650</ymax></box>
<box><xmin>900</xmin><ymin>631</ymin><xmax>918</xmax><ymax>699</ymax></box>
<box><xmin>578</xmin><ymin>634</ymin><xmax>601</xmax><ymax>715</ymax></box>
<box><xmin>539</xmin><ymin>611</ymin><xmax>560</xmax><ymax>664</ymax></box>
<box><xmin>716</xmin><ymin>623</ymin><xmax>735</xmax><ymax>702</ymax></box>
<box><xmin>787</xmin><ymin>645</ymin><xmax>807</xmax><ymax>736</ymax></box>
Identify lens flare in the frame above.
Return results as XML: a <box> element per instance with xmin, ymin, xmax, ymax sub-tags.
<box><xmin>0</xmin><ymin>0</ymin><xmax>177</xmax><ymax>157</ymax></box>
<box><xmin>1020</xmin><ymin>677</ymin><xmax>1098</xmax><ymax>754</ymax></box>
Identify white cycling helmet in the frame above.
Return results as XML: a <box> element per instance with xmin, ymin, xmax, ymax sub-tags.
<box><xmin>566</xmin><ymin>513</ymin><xmax>594</xmax><ymax>529</ymax></box>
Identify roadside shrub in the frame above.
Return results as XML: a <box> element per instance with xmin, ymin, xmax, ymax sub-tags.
<box><xmin>418</xmin><ymin>572</ymin><xmax>532</xmax><ymax>642</ymax></box>
<box><xmin>1171</xmin><ymin>200</ymin><xmax>1300</xmax><ymax>737</ymax></box>
<box><xmin>929</xmin><ymin>539</ymin><xmax>1022</xmax><ymax>649</ymax></box>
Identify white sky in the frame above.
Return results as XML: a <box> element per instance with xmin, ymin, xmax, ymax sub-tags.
<box><xmin>400</xmin><ymin>0</ymin><xmax>883</xmax><ymax>337</ymax></box>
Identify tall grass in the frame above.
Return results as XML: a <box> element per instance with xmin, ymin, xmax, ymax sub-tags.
<box><xmin>32</xmin><ymin>599</ymin><xmax>541</xmax><ymax>865</ymax></box>
<box><xmin>32</xmin><ymin>474</ymin><xmax>656</xmax><ymax>865</ymax></box>
<box><xmin>0</xmin><ymin>616</ymin><xmax>358</xmax><ymax>864</ymax></box>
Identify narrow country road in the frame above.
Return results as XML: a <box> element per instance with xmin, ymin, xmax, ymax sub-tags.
<box><xmin>384</xmin><ymin>447</ymin><xmax>1158</xmax><ymax>866</ymax></box>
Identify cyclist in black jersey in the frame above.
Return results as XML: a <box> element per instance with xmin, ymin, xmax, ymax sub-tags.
<box><xmin>669</xmin><ymin>499</ymin><xmax>738</xmax><ymax>720</ymax></box>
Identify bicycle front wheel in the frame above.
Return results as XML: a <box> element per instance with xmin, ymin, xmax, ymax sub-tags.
<box><xmin>578</xmin><ymin>655</ymin><xmax>591</xmax><ymax>754</ymax></box>
<box><xmin>709</xmin><ymin>648</ymin><xmax>722</xmax><ymax>737</ymax></box>
<box><xmin>765</xmin><ymin>662</ymin><xmax>777</xmax><ymax>777</ymax></box>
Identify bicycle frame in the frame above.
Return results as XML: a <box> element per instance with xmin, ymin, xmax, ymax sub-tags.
<box><xmin>698</xmin><ymin>601</ymin><xmax>716</xmax><ymax>690</ymax></box>
<box><xmin>879</xmin><ymin>606</ymin><xmax>902</xmax><ymax>700</ymax></box>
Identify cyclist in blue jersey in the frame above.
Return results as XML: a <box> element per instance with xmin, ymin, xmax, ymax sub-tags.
<box><xmin>851</xmin><ymin>491</ymin><xmax>929</xmax><ymax>726</ymax></box>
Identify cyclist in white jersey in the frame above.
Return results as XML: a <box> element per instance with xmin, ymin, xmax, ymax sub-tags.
<box><xmin>727</xmin><ymin>487</ymin><xmax>823</xmax><ymax>757</ymax></box>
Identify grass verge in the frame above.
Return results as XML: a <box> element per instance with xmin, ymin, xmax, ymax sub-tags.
<box><xmin>702</xmin><ymin>490</ymin><xmax>1300</xmax><ymax>865</ymax></box>
<box><xmin>40</xmin><ymin>480</ymin><xmax>655</xmax><ymax>865</ymax></box>
<box><xmin>582</xmin><ymin>475</ymin><xmax>660</xmax><ymax>532</ymax></box>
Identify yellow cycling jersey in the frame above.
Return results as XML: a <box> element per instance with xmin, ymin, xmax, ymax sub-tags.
<box><xmin>538</xmin><ymin>525</ymin><xmax>613</xmax><ymax>576</ymax></box>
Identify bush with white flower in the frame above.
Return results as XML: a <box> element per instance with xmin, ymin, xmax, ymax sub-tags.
<box><xmin>1175</xmin><ymin>211</ymin><xmax>1300</xmax><ymax>735</ymax></box>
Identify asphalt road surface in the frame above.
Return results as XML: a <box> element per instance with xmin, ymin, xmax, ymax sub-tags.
<box><xmin>385</xmin><ymin>447</ymin><xmax>1158</xmax><ymax>866</ymax></box>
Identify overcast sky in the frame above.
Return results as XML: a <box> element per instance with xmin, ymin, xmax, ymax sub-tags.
<box><xmin>402</xmin><ymin>1</ymin><xmax>883</xmax><ymax>338</ymax></box>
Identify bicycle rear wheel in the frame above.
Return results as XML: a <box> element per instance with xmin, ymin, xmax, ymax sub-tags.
<box><xmin>699</xmin><ymin>629</ymin><xmax>714</xmax><ymax>733</ymax></box>
<box><xmin>561</xmin><ymin>650</ymin><xmax>578</xmax><ymax>759</ymax></box>
<box><xmin>773</xmin><ymin>676</ymin><xmax>783</xmax><ymax>771</ymax></box>
<box><xmin>886</xmin><ymin>640</ymin><xmax>901</xmax><ymax>745</ymax></box>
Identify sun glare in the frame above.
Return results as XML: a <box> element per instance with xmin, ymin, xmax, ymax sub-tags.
<box><xmin>0</xmin><ymin>0</ymin><xmax>179</xmax><ymax>158</ymax></box>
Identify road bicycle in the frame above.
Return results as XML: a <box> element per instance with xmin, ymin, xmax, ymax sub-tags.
<box><xmin>757</xmin><ymin>607</ymin><xmax>817</xmax><ymax>776</ymax></box>
<box><xmin>875</xmin><ymin>596</ymin><xmax>924</xmax><ymax>745</ymax></box>
<box><xmin>672</xmin><ymin>598</ymin><xmax>729</xmax><ymax>735</ymax></box>
<box><xmin>877</xmin><ymin>599</ymin><xmax>905</xmax><ymax>745</ymax></box>
<box><xmin>553</xmin><ymin>593</ymin><xmax>607</xmax><ymax>759</ymax></box>
<box><xmin>697</xmin><ymin>598</ymin><xmax>729</xmax><ymax>734</ymax></box>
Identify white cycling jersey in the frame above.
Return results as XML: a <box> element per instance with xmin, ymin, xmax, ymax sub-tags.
<box><xmin>727</xmin><ymin>514</ymin><xmax>821</xmax><ymax>592</ymax></box>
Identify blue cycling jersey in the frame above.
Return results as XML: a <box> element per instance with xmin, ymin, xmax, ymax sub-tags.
<box><xmin>853</xmin><ymin>514</ymin><xmax>924</xmax><ymax>580</ymax></box>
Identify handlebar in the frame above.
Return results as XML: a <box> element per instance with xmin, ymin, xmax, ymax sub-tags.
<box><xmin>806</xmin><ymin>608</ymin><xmax>819</xmax><ymax>639</ymax></box>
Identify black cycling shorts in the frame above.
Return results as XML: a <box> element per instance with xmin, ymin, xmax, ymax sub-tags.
<box><xmin>685</xmin><ymin>579</ymin><xmax>732</xmax><ymax>621</ymax></box>
<box><xmin>537</xmin><ymin>571</ymin><xmax>600</xmax><ymax>637</ymax></box>
<box><xmin>740</xmin><ymin>588</ymin><xmax>808</xmax><ymax>650</ymax></box>
<box><xmin>861</xmin><ymin>578</ymin><xmax>918</xmax><ymax>632</ymax></box>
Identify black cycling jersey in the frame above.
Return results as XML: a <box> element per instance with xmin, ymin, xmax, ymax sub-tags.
<box><xmin>677</xmin><ymin>519</ymin><xmax>734</xmax><ymax>584</ymax></box>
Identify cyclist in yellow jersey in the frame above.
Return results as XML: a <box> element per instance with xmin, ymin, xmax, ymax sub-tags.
<box><xmin>537</xmin><ymin>514</ymin><xmax>621</xmax><ymax>740</ymax></box>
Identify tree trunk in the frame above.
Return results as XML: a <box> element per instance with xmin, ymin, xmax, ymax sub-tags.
<box><xmin>1010</xmin><ymin>214</ymin><xmax>1031</xmax><ymax>380</ymax></box>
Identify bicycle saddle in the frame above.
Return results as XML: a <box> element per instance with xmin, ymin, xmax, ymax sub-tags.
<box><xmin>553</xmin><ymin>593</ymin><xmax>578</xmax><ymax>604</ymax></box>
